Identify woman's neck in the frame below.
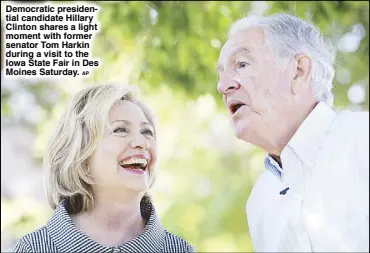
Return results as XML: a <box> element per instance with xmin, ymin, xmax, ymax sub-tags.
<box><xmin>72</xmin><ymin>191</ymin><xmax>146</xmax><ymax>246</ymax></box>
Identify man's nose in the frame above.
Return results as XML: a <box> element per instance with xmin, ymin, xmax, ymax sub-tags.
<box><xmin>217</xmin><ymin>73</ymin><xmax>240</xmax><ymax>94</ymax></box>
<box><xmin>130</xmin><ymin>135</ymin><xmax>149</xmax><ymax>150</ymax></box>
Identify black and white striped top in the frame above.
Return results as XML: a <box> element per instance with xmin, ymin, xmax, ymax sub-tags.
<box><xmin>13</xmin><ymin>197</ymin><xmax>195</xmax><ymax>252</ymax></box>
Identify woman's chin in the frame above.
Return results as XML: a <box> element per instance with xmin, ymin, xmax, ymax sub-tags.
<box><xmin>118</xmin><ymin>173</ymin><xmax>150</xmax><ymax>191</ymax></box>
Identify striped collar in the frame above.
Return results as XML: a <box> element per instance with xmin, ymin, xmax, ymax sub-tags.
<box><xmin>47</xmin><ymin>196</ymin><xmax>166</xmax><ymax>252</ymax></box>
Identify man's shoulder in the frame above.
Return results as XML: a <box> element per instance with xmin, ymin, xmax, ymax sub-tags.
<box><xmin>163</xmin><ymin>230</ymin><xmax>195</xmax><ymax>252</ymax></box>
<box><xmin>336</xmin><ymin>110</ymin><xmax>369</xmax><ymax>167</ymax></box>
<box><xmin>326</xmin><ymin>109</ymin><xmax>368</xmax><ymax>146</ymax></box>
<box><xmin>332</xmin><ymin>109</ymin><xmax>368</xmax><ymax>133</ymax></box>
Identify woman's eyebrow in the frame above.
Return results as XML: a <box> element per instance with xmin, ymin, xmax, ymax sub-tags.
<box><xmin>111</xmin><ymin>120</ymin><xmax>153</xmax><ymax>131</ymax></box>
<box><xmin>112</xmin><ymin>119</ymin><xmax>130</xmax><ymax>125</ymax></box>
<box><xmin>140</xmin><ymin>122</ymin><xmax>151</xmax><ymax>126</ymax></box>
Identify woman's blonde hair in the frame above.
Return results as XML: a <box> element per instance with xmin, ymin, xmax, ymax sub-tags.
<box><xmin>43</xmin><ymin>83</ymin><xmax>156</xmax><ymax>213</ymax></box>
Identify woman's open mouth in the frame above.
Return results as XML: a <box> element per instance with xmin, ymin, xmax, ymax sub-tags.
<box><xmin>119</xmin><ymin>158</ymin><xmax>148</xmax><ymax>175</ymax></box>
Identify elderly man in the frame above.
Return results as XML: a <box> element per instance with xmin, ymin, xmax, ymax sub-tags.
<box><xmin>216</xmin><ymin>13</ymin><xmax>369</xmax><ymax>252</ymax></box>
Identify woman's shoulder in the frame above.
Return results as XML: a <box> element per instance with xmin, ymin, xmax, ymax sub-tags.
<box><xmin>13</xmin><ymin>225</ymin><xmax>56</xmax><ymax>252</ymax></box>
<box><xmin>163</xmin><ymin>230</ymin><xmax>195</xmax><ymax>252</ymax></box>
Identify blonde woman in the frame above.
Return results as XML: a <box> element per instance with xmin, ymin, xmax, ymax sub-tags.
<box><xmin>13</xmin><ymin>84</ymin><xmax>195</xmax><ymax>252</ymax></box>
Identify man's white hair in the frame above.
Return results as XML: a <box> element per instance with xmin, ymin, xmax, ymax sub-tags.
<box><xmin>229</xmin><ymin>12</ymin><xmax>336</xmax><ymax>107</ymax></box>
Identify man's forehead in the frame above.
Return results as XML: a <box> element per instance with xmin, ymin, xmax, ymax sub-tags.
<box><xmin>220</xmin><ymin>27</ymin><xmax>265</xmax><ymax>55</ymax></box>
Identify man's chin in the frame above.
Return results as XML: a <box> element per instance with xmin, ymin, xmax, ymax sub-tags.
<box><xmin>233</xmin><ymin>122</ymin><xmax>249</xmax><ymax>141</ymax></box>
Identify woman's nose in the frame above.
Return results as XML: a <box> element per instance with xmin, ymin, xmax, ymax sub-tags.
<box><xmin>130</xmin><ymin>135</ymin><xmax>149</xmax><ymax>150</ymax></box>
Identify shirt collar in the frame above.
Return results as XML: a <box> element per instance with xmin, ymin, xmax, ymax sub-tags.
<box><xmin>281</xmin><ymin>102</ymin><xmax>338</xmax><ymax>168</ymax></box>
<box><xmin>47</xmin><ymin>196</ymin><xmax>166</xmax><ymax>252</ymax></box>
<box><xmin>264</xmin><ymin>154</ymin><xmax>283</xmax><ymax>178</ymax></box>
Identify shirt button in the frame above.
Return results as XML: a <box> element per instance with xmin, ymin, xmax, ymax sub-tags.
<box><xmin>112</xmin><ymin>247</ymin><xmax>120</xmax><ymax>253</ymax></box>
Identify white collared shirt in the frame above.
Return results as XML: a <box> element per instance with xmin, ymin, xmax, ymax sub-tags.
<box><xmin>246</xmin><ymin>102</ymin><xmax>369</xmax><ymax>252</ymax></box>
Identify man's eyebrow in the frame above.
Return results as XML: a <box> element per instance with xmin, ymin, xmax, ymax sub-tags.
<box><xmin>231</xmin><ymin>47</ymin><xmax>250</xmax><ymax>56</ymax></box>
<box><xmin>216</xmin><ymin>64</ymin><xmax>224</xmax><ymax>74</ymax></box>
<box><xmin>217</xmin><ymin>47</ymin><xmax>251</xmax><ymax>73</ymax></box>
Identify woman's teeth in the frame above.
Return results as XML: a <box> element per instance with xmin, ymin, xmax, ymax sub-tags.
<box><xmin>120</xmin><ymin>158</ymin><xmax>148</xmax><ymax>169</ymax></box>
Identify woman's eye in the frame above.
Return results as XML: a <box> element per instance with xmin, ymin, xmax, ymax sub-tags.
<box><xmin>113</xmin><ymin>127</ymin><xmax>127</xmax><ymax>133</ymax></box>
<box><xmin>142</xmin><ymin>129</ymin><xmax>154</xmax><ymax>137</ymax></box>
<box><xmin>238</xmin><ymin>61</ymin><xmax>249</xmax><ymax>68</ymax></box>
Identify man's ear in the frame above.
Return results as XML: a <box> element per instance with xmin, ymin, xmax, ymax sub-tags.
<box><xmin>293</xmin><ymin>53</ymin><xmax>312</xmax><ymax>92</ymax></box>
<box><xmin>290</xmin><ymin>53</ymin><xmax>312</xmax><ymax>95</ymax></box>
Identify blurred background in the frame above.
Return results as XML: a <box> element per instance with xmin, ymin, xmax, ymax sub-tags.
<box><xmin>1</xmin><ymin>1</ymin><xmax>369</xmax><ymax>252</ymax></box>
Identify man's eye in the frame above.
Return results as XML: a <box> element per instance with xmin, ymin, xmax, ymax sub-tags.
<box><xmin>113</xmin><ymin>127</ymin><xmax>127</xmax><ymax>133</ymax></box>
<box><xmin>238</xmin><ymin>61</ymin><xmax>249</xmax><ymax>68</ymax></box>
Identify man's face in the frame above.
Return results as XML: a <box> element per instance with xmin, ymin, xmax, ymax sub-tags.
<box><xmin>216</xmin><ymin>26</ymin><xmax>295</xmax><ymax>149</ymax></box>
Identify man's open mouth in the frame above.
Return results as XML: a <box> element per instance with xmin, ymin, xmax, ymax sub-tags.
<box><xmin>229</xmin><ymin>102</ymin><xmax>246</xmax><ymax>114</ymax></box>
<box><xmin>119</xmin><ymin>158</ymin><xmax>148</xmax><ymax>171</ymax></box>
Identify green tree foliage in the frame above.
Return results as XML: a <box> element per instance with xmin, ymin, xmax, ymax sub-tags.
<box><xmin>1</xmin><ymin>1</ymin><xmax>368</xmax><ymax>252</ymax></box>
<box><xmin>91</xmin><ymin>1</ymin><xmax>369</xmax><ymax>108</ymax></box>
